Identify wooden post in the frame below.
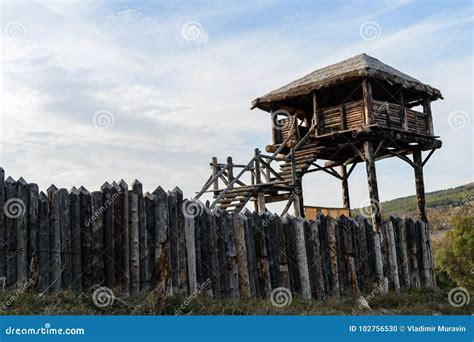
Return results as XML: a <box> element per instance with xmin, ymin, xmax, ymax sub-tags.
<box><xmin>227</xmin><ymin>156</ymin><xmax>234</xmax><ymax>188</ymax></box>
<box><xmin>362</xmin><ymin>78</ymin><xmax>373</xmax><ymax>125</ymax></box>
<box><xmin>153</xmin><ymin>186</ymin><xmax>171</xmax><ymax>297</ymax></box>
<box><xmin>423</xmin><ymin>95</ymin><xmax>434</xmax><ymax>135</ymax></box>
<box><xmin>91</xmin><ymin>191</ymin><xmax>104</xmax><ymax>287</ymax></box>
<box><xmin>184</xmin><ymin>200</ymin><xmax>197</xmax><ymax>294</ymax></box>
<box><xmin>17</xmin><ymin>177</ymin><xmax>29</xmax><ymax>285</ymax></box>
<box><xmin>132</xmin><ymin>180</ymin><xmax>145</xmax><ymax>293</ymax></box>
<box><xmin>111</xmin><ymin>182</ymin><xmax>123</xmax><ymax>290</ymax></box>
<box><xmin>326</xmin><ymin>217</ymin><xmax>340</xmax><ymax>297</ymax></box>
<box><xmin>119</xmin><ymin>180</ymin><xmax>130</xmax><ymax>295</ymax></box>
<box><xmin>79</xmin><ymin>186</ymin><xmax>92</xmax><ymax>290</ymax></box>
<box><xmin>37</xmin><ymin>192</ymin><xmax>49</xmax><ymax>293</ymax></box>
<box><xmin>28</xmin><ymin>183</ymin><xmax>39</xmax><ymax>280</ymax></box>
<box><xmin>398</xmin><ymin>90</ymin><xmax>407</xmax><ymax>130</ymax></box>
<box><xmin>59</xmin><ymin>188</ymin><xmax>71</xmax><ymax>289</ymax></box>
<box><xmin>233</xmin><ymin>214</ymin><xmax>250</xmax><ymax>298</ymax></box>
<box><xmin>211</xmin><ymin>157</ymin><xmax>218</xmax><ymax>198</ymax></box>
<box><xmin>48</xmin><ymin>184</ymin><xmax>61</xmax><ymax>293</ymax></box>
<box><xmin>294</xmin><ymin>218</ymin><xmax>311</xmax><ymax>299</ymax></box>
<box><xmin>363</xmin><ymin>140</ymin><xmax>384</xmax><ymax>284</ymax></box>
<box><xmin>254</xmin><ymin>149</ymin><xmax>266</xmax><ymax>214</ymax></box>
<box><xmin>69</xmin><ymin>187</ymin><xmax>82</xmax><ymax>292</ymax></box>
<box><xmin>101</xmin><ymin>182</ymin><xmax>112</xmax><ymax>288</ymax></box>
<box><xmin>5</xmin><ymin>177</ymin><xmax>17</xmax><ymax>288</ymax></box>
<box><xmin>144</xmin><ymin>192</ymin><xmax>155</xmax><ymax>292</ymax></box>
<box><xmin>413</xmin><ymin>148</ymin><xmax>427</xmax><ymax>222</ymax></box>
<box><xmin>340</xmin><ymin>165</ymin><xmax>350</xmax><ymax>210</ymax></box>
<box><xmin>0</xmin><ymin>168</ymin><xmax>4</xmax><ymax>281</ymax></box>
<box><xmin>128</xmin><ymin>191</ymin><xmax>140</xmax><ymax>296</ymax></box>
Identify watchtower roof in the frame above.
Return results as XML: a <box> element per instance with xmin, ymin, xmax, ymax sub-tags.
<box><xmin>252</xmin><ymin>53</ymin><xmax>443</xmax><ymax>111</ymax></box>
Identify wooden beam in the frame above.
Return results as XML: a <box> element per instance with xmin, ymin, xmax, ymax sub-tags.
<box><xmin>362</xmin><ymin>78</ymin><xmax>373</xmax><ymax>125</ymax></box>
<box><xmin>423</xmin><ymin>95</ymin><xmax>434</xmax><ymax>136</ymax></box>
<box><xmin>399</xmin><ymin>90</ymin><xmax>408</xmax><ymax>131</ymax></box>
<box><xmin>413</xmin><ymin>148</ymin><xmax>427</xmax><ymax>222</ymax></box>
<box><xmin>340</xmin><ymin>165</ymin><xmax>350</xmax><ymax>209</ymax></box>
<box><xmin>211</xmin><ymin>157</ymin><xmax>219</xmax><ymax>197</ymax></box>
<box><xmin>422</xmin><ymin>149</ymin><xmax>436</xmax><ymax>167</ymax></box>
<box><xmin>364</xmin><ymin>140</ymin><xmax>382</xmax><ymax>229</ymax></box>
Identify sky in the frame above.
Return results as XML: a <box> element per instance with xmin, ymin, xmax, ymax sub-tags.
<box><xmin>0</xmin><ymin>0</ymin><xmax>472</xmax><ymax>211</ymax></box>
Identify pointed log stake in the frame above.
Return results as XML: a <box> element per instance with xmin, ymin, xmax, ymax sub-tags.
<box><xmin>0</xmin><ymin>169</ymin><xmax>4</xmax><ymax>281</ymax></box>
<box><xmin>59</xmin><ymin>188</ymin><xmax>71</xmax><ymax>289</ymax></box>
<box><xmin>101</xmin><ymin>182</ymin><xmax>113</xmax><ymax>288</ymax></box>
<box><xmin>37</xmin><ymin>192</ymin><xmax>49</xmax><ymax>293</ymax></box>
<box><xmin>119</xmin><ymin>180</ymin><xmax>130</xmax><ymax>295</ymax></box>
<box><xmin>69</xmin><ymin>186</ymin><xmax>82</xmax><ymax>292</ymax></box>
<box><xmin>16</xmin><ymin>177</ymin><xmax>29</xmax><ymax>286</ymax></box>
<box><xmin>128</xmin><ymin>191</ymin><xmax>140</xmax><ymax>296</ymax></box>
<box><xmin>91</xmin><ymin>191</ymin><xmax>104</xmax><ymax>287</ymax></box>
<box><xmin>184</xmin><ymin>200</ymin><xmax>197</xmax><ymax>294</ymax></box>
<box><xmin>294</xmin><ymin>217</ymin><xmax>311</xmax><ymax>299</ymax></box>
<box><xmin>28</xmin><ymin>183</ymin><xmax>39</xmax><ymax>281</ymax></box>
<box><xmin>48</xmin><ymin>184</ymin><xmax>61</xmax><ymax>292</ymax></box>
<box><xmin>153</xmin><ymin>186</ymin><xmax>171</xmax><ymax>297</ymax></box>
<box><xmin>233</xmin><ymin>213</ymin><xmax>250</xmax><ymax>298</ymax></box>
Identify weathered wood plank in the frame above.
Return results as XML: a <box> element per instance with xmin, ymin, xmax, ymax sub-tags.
<box><xmin>111</xmin><ymin>182</ymin><xmax>123</xmax><ymax>291</ymax></box>
<box><xmin>224</xmin><ymin>212</ymin><xmax>239</xmax><ymax>298</ymax></box>
<box><xmin>0</xmin><ymin>168</ymin><xmax>4</xmax><ymax>280</ymax></box>
<box><xmin>144</xmin><ymin>192</ymin><xmax>155</xmax><ymax>292</ymax></box>
<box><xmin>28</xmin><ymin>183</ymin><xmax>39</xmax><ymax>281</ymax></box>
<box><xmin>253</xmin><ymin>212</ymin><xmax>271</xmax><ymax>298</ymax></box>
<box><xmin>119</xmin><ymin>180</ymin><xmax>130</xmax><ymax>295</ymax></box>
<box><xmin>48</xmin><ymin>185</ymin><xmax>61</xmax><ymax>292</ymax></box>
<box><xmin>128</xmin><ymin>191</ymin><xmax>140</xmax><ymax>296</ymax></box>
<box><xmin>243</xmin><ymin>211</ymin><xmax>258</xmax><ymax>298</ymax></box>
<box><xmin>153</xmin><ymin>186</ymin><xmax>171</xmax><ymax>297</ymax></box>
<box><xmin>183</xmin><ymin>199</ymin><xmax>197</xmax><ymax>294</ymax></box>
<box><xmin>79</xmin><ymin>186</ymin><xmax>92</xmax><ymax>291</ymax></box>
<box><xmin>91</xmin><ymin>191</ymin><xmax>104</xmax><ymax>287</ymax></box>
<box><xmin>101</xmin><ymin>182</ymin><xmax>113</xmax><ymax>289</ymax></box>
<box><xmin>233</xmin><ymin>213</ymin><xmax>250</xmax><ymax>298</ymax></box>
<box><xmin>16</xmin><ymin>178</ymin><xmax>29</xmax><ymax>285</ymax></box>
<box><xmin>37</xmin><ymin>192</ymin><xmax>49</xmax><ymax>293</ymax></box>
<box><xmin>264</xmin><ymin>213</ymin><xmax>282</xmax><ymax>290</ymax></box>
<box><xmin>69</xmin><ymin>187</ymin><xmax>82</xmax><ymax>292</ymax></box>
<box><xmin>305</xmin><ymin>219</ymin><xmax>325</xmax><ymax>299</ymax></box>
<box><xmin>294</xmin><ymin>217</ymin><xmax>311</xmax><ymax>299</ymax></box>
<box><xmin>59</xmin><ymin>188</ymin><xmax>71</xmax><ymax>289</ymax></box>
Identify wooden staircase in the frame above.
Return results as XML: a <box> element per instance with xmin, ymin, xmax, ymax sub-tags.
<box><xmin>195</xmin><ymin>124</ymin><xmax>318</xmax><ymax>214</ymax></box>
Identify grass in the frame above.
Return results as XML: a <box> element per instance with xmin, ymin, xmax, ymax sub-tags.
<box><xmin>0</xmin><ymin>288</ymin><xmax>471</xmax><ymax>316</ymax></box>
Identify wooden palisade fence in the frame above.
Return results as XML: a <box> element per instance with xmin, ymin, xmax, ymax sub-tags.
<box><xmin>0</xmin><ymin>168</ymin><xmax>435</xmax><ymax>300</ymax></box>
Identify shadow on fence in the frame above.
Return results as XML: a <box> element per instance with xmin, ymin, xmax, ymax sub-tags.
<box><xmin>0</xmin><ymin>168</ymin><xmax>435</xmax><ymax>301</ymax></box>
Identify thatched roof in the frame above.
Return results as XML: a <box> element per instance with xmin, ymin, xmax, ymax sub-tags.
<box><xmin>252</xmin><ymin>53</ymin><xmax>443</xmax><ymax>110</ymax></box>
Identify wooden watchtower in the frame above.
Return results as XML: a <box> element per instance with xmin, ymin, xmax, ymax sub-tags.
<box><xmin>196</xmin><ymin>54</ymin><xmax>442</xmax><ymax>230</ymax></box>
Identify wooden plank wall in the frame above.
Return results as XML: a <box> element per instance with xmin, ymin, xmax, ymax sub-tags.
<box><xmin>0</xmin><ymin>170</ymin><xmax>435</xmax><ymax>299</ymax></box>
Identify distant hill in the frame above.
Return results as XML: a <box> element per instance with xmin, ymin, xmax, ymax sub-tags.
<box><xmin>354</xmin><ymin>183</ymin><xmax>473</xmax><ymax>230</ymax></box>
